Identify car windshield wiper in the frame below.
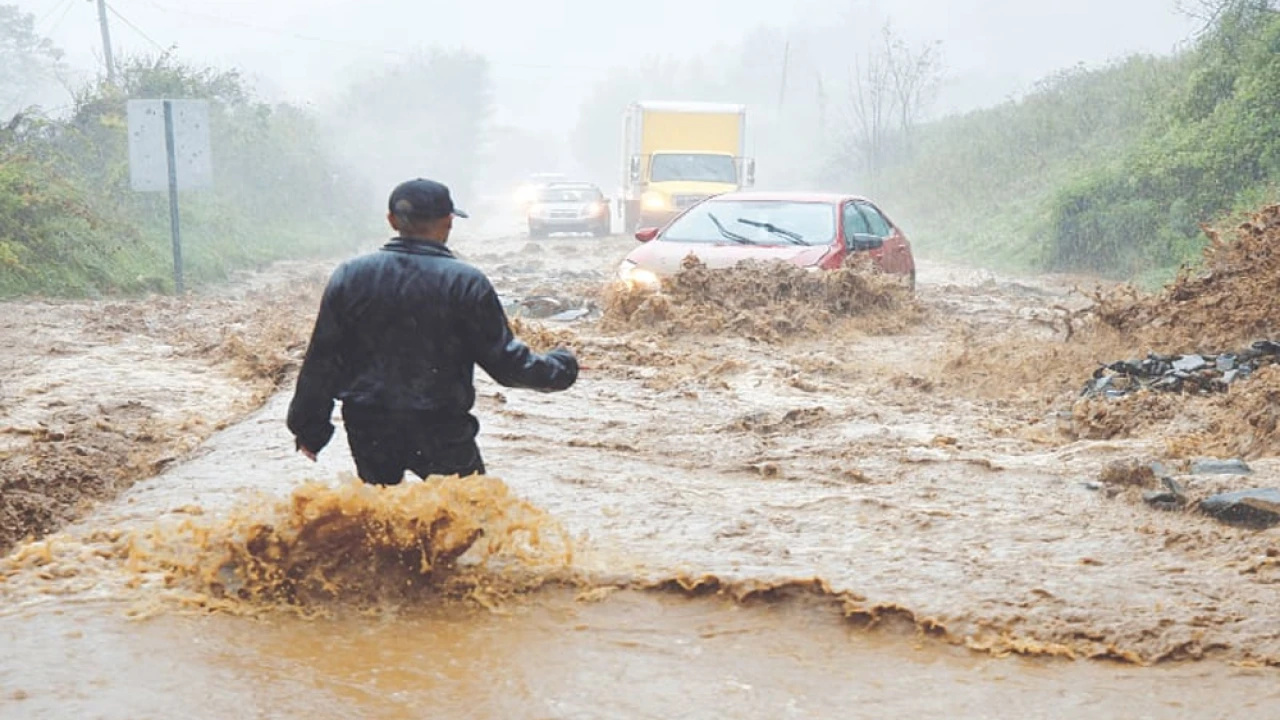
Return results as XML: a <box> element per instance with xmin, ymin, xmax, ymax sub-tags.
<box><xmin>736</xmin><ymin>218</ymin><xmax>806</xmax><ymax>245</ymax></box>
<box><xmin>707</xmin><ymin>213</ymin><xmax>756</xmax><ymax>245</ymax></box>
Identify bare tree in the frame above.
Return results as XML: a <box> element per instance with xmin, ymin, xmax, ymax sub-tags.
<box><xmin>846</xmin><ymin>36</ymin><xmax>894</xmax><ymax>178</ymax></box>
<box><xmin>841</xmin><ymin>21</ymin><xmax>944</xmax><ymax>179</ymax></box>
<box><xmin>883</xmin><ymin>23</ymin><xmax>943</xmax><ymax>147</ymax></box>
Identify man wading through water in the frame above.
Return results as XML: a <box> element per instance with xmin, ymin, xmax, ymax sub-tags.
<box><xmin>287</xmin><ymin>178</ymin><xmax>579</xmax><ymax>485</ymax></box>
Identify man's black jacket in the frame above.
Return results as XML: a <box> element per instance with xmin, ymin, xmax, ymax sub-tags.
<box><xmin>286</xmin><ymin>238</ymin><xmax>578</xmax><ymax>453</ymax></box>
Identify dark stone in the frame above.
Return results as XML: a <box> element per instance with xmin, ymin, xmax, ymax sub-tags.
<box><xmin>1143</xmin><ymin>490</ymin><xmax>1186</xmax><ymax>511</ymax></box>
<box><xmin>1199</xmin><ymin>489</ymin><xmax>1280</xmax><ymax>529</ymax></box>
<box><xmin>1161</xmin><ymin>477</ymin><xmax>1186</xmax><ymax>497</ymax></box>
<box><xmin>1083</xmin><ymin>341</ymin><xmax>1280</xmax><ymax>399</ymax></box>
<box><xmin>1191</xmin><ymin>458</ymin><xmax>1252</xmax><ymax>476</ymax></box>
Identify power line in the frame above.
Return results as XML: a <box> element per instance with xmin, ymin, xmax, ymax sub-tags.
<box><xmin>104</xmin><ymin>2</ymin><xmax>169</xmax><ymax>54</ymax></box>
<box><xmin>125</xmin><ymin>0</ymin><xmax>602</xmax><ymax>73</ymax></box>
<box><xmin>42</xmin><ymin>0</ymin><xmax>77</xmax><ymax>38</ymax></box>
<box><xmin>33</xmin><ymin>0</ymin><xmax>74</xmax><ymax>31</ymax></box>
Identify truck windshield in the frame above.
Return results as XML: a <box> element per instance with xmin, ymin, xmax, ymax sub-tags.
<box><xmin>649</xmin><ymin>154</ymin><xmax>738</xmax><ymax>184</ymax></box>
<box><xmin>660</xmin><ymin>200</ymin><xmax>836</xmax><ymax>246</ymax></box>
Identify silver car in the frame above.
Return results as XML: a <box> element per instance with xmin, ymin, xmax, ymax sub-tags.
<box><xmin>526</xmin><ymin>182</ymin><xmax>611</xmax><ymax>238</ymax></box>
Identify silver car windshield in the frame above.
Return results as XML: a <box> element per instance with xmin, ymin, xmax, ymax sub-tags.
<box><xmin>538</xmin><ymin>188</ymin><xmax>602</xmax><ymax>203</ymax></box>
<box><xmin>660</xmin><ymin>200</ymin><xmax>836</xmax><ymax>246</ymax></box>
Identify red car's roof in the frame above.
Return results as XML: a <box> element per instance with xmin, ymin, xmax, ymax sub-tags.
<box><xmin>706</xmin><ymin>190</ymin><xmax>870</xmax><ymax>204</ymax></box>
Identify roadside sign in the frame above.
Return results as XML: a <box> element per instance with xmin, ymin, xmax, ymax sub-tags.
<box><xmin>125</xmin><ymin>99</ymin><xmax>213</xmax><ymax>295</ymax></box>
<box><xmin>127</xmin><ymin>99</ymin><xmax>212</xmax><ymax>192</ymax></box>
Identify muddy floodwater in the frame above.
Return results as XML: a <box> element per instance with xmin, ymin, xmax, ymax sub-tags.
<box><xmin>2</xmin><ymin>221</ymin><xmax>1278</xmax><ymax>719</ymax></box>
<box><xmin>6</xmin><ymin>590</ymin><xmax>1279</xmax><ymax>719</ymax></box>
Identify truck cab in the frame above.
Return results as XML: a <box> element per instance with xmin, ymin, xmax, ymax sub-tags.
<box><xmin>621</xmin><ymin>102</ymin><xmax>756</xmax><ymax>232</ymax></box>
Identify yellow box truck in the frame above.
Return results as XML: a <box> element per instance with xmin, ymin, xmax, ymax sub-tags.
<box><xmin>620</xmin><ymin>101</ymin><xmax>755</xmax><ymax>231</ymax></box>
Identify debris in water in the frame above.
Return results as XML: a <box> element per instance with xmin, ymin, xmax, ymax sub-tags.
<box><xmin>1143</xmin><ymin>479</ymin><xmax>1188</xmax><ymax>511</ymax></box>
<box><xmin>508</xmin><ymin>317</ymin><xmax>580</xmax><ymax>354</ymax></box>
<box><xmin>601</xmin><ymin>255</ymin><xmax>922</xmax><ymax>342</ymax></box>
<box><xmin>1098</xmin><ymin>460</ymin><xmax>1158</xmax><ymax>489</ymax></box>
<box><xmin>1190</xmin><ymin>458</ymin><xmax>1253</xmax><ymax>476</ymax></box>
<box><xmin>516</xmin><ymin>296</ymin><xmax>565</xmax><ymax>318</ymax></box>
<box><xmin>122</xmin><ymin>475</ymin><xmax>575</xmax><ymax>611</ymax></box>
<box><xmin>1081</xmin><ymin>341</ymin><xmax>1280</xmax><ymax>399</ymax></box>
<box><xmin>548</xmin><ymin>308</ymin><xmax>591</xmax><ymax>322</ymax></box>
<box><xmin>1198</xmin><ymin>489</ymin><xmax>1280</xmax><ymax>529</ymax></box>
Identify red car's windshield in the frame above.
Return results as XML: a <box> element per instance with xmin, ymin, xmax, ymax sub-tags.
<box><xmin>661</xmin><ymin>200</ymin><xmax>836</xmax><ymax>246</ymax></box>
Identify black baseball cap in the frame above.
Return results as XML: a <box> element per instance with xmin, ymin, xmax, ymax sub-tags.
<box><xmin>388</xmin><ymin>178</ymin><xmax>469</xmax><ymax>221</ymax></box>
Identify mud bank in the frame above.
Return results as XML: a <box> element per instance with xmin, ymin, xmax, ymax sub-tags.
<box><xmin>0</xmin><ymin>262</ymin><xmax>329</xmax><ymax>553</ymax></box>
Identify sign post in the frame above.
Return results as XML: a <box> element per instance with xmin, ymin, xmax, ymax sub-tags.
<box><xmin>126</xmin><ymin>99</ymin><xmax>212</xmax><ymax>295</ymax></box>
<box><xmin>162</xmin><ymin>101</ymin><xmax>184</xmax><ymax>293</ymax></box>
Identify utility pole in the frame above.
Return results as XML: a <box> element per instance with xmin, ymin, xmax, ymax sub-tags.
<box><xmin>777</xmin><ymin>40</ymin><xmax>790</xmax><ymax>113</ymax></box>
<box><xmin>93</xmin><ymin>0</ymin><xmax>117</xmax><ymax>85</ymax></box>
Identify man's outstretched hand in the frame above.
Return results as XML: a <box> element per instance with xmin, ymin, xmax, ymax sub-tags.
<box><xmin>295</xmin><ymin>440</ymin><xmax>318</xmax><ymax>462</ymax></box>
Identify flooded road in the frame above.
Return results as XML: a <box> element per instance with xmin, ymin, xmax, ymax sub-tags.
<box><xmin>1</xmin><ymin>227</ymin><xmax>1278</xmax><ymax>718</ymax></box>
<box><xmin>6</xmin><ymin>588</ymin><xmax>1278</xmax><ymax>719</ymax></box>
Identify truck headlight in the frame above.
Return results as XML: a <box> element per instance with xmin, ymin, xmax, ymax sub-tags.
<box><xmin>585</xmin><ymin>202</ymin><xmax>604</xmax><ymax>217</ymax></box>
<box><xmin>641</xmin><ymin>191</ymin><xmax>667</xmax><ymax>211</ymax></box>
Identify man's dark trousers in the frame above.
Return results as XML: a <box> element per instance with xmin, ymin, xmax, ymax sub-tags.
<box><xmin>341</xmin><ymin>404</ymin><xmax>485</xmax><ymax>486</ymax></box>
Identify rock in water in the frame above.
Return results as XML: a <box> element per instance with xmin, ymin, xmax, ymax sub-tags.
<box><xmin>1143</xmin><ymin>490</ymin><xmax>1186</xmax><ymax>511</ymax></box>
<box><xmin>1199</xmin><ymin>489</ymin><xmax>1280</xmax><ymax>529</ymax></box>
<box><xmin>1191</xmin><ymin>458</ymin><xmax>1253</xmax><ymax>476</ymax></box>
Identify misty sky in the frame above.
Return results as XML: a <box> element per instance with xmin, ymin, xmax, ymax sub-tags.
<box><xmin>14</xmin><ymin>0</ymin><xmax>1199</xmax><ymax>128</ymax></box>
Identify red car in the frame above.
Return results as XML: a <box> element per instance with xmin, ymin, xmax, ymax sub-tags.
<box><xmin>617</xmin><ymin>191</ymin><xmax>916</xmax><ymax>290</ymax></box>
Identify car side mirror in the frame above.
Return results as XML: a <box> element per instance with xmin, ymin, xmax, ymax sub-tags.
<box><xmin>629</xmin><ymin>156</ymin><xmax>641</xmax><ymax>182</ymax></box>
<box><xmin>635</xmin><ymin>227</ymin><xmax>659</xmax><ymax>243</ymax></box>
<box><xmin>848</xmin><ymin>233</ymin><xmax>884</xmax><ymax>251</ymax></box>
